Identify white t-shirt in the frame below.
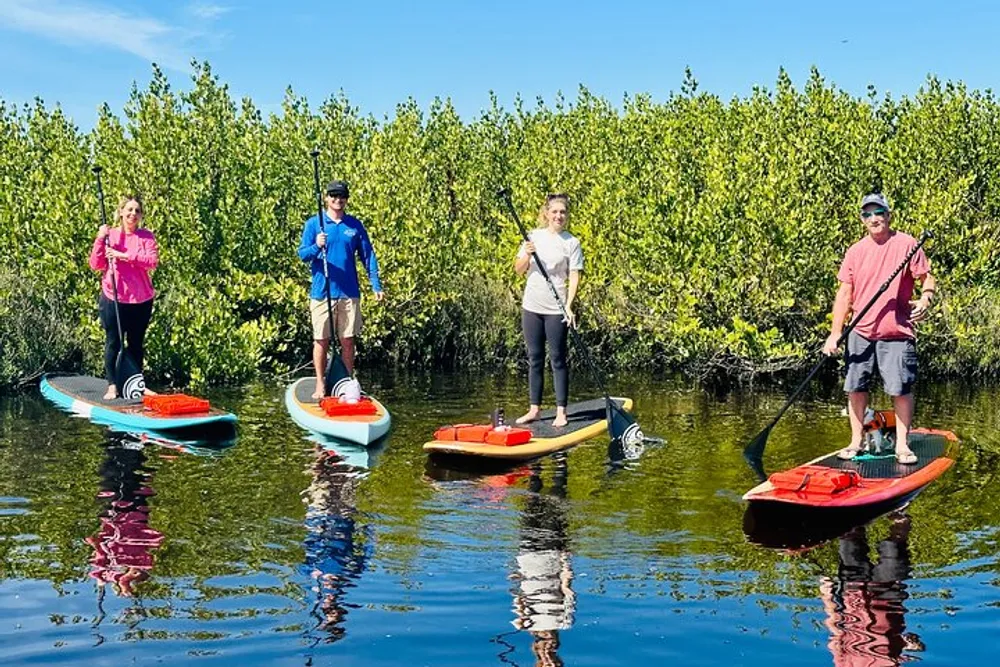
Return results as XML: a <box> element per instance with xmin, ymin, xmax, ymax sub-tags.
<box><xmin>518</xmin><ymin>229</ymin><xmax>584</xmax><ymax>315</ymax></box>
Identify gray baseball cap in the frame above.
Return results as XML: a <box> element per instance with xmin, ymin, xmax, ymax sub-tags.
<box><xmin>860</xmin><ymin>193</ymin><xmax>890</xmax><ymax>211</ymax></box>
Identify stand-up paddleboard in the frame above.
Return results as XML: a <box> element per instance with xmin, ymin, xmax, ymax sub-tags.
<box><xmin>423</xmin><ymin>397</ymin><xmax>633</xmax><ymax>462</ymax></box>
<box><xmin>285</xmin><ymin>377</ymin><xmax>391</xmax><ymax>446</ymax></box>
<box><xmin>743</xmin><ymin>427</ymin><xmax>958</xmax><ymax>511</ymax></box>
<box><xmin>41</xmin><ymin>374</ymin><xmax>237</xmax><ymax>436</ymax></box>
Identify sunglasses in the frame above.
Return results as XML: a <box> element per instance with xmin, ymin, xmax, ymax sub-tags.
<box><xmin>861</xmin><ymin>207</ymin><xmax>888</xmax><ymax>219</ymax></box>
<box><xmin>326</xmin><ymin>193</ymin><xmax>348</xmax><ymax>199</ymax></box>
<box><xmin>546</xmin><ymin>193</ymin><xmax>569</xmax><ymax>203</ymax></box>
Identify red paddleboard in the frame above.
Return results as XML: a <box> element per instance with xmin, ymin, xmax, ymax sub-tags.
<box><xmin>743</xmin><ymin>428</ymin><xmax>959</xmax><ymax>509</ymax></box>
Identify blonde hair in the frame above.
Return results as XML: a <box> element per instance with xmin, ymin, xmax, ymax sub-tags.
<box><xmin>537</xmin><ymin>193</ymin><xmax>570</xmax><ymax>228</ymax></box>
<box><xmin>114</xmin><ymin>195</ymin><xmax>144</xmax><ymax>226</ymax></box>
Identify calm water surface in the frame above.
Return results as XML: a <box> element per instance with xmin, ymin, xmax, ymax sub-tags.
<box><xmin>1</xmin><ymin>372</ymin><xmax>999</xmax><ymax>665</ymax></box>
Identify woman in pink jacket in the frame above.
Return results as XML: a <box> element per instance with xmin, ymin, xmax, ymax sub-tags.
<box><xmin>88</xmin><ymin>196</ymin><xmax>159</xmax><ymax>400</ymax></box>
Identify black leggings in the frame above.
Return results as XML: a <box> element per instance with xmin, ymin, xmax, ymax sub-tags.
<box><xmin>522</xmin><ymin>309</ymin><xmax>569</xmax><ymax>407</ymax></box>
<box><xmin>99</xmin><ymin>294</ymin><xmax>154</xmax><ymax>384</ymax></box>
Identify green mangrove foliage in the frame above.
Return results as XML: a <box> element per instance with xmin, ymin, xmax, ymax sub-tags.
<box><xmin>1</xmin><ymin>64</ymin><xmax>999</xmax><ymax>389</ymax></box>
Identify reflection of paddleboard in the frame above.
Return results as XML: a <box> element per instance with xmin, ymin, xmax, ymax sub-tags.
<box><xmin>743</xmin><ymin>501</ymin><xmax>896</xmax><ymax>552</ymax></box>
<box><xmin>743</xmin><ymin>428</ymin><xmax>958</xmax><ymax>510</ymax></box>
<box><xmin>285</xmin><ymin>377</ymin><xmax>391</xmax><ymax>446</ymax></box>
<box><xmin>423</xmin><ymin>397</ymin><xmax>632</xmax><ymax>462</ymax></box>
<box><xmin>41</xmin><ymin>374</ymin><xmax>237</xmax><ymax>435</ymax></box>
<box><xmin>305</xmin><ymin>433</ymin><xmax>375</xmax><ymax>471</ymax></box>
<box><xmin>125</xmin><ymin>426</ymin><xmax>237</xmax><ymax>457</ymax></box>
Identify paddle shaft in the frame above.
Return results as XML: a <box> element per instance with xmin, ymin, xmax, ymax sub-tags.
<box><xmin>93</xmin><ymin>167</ymin><xmax>127</xmax><ymax>368</ymax></box>
<box><xmin>498</xmin><ymin>190</ymin><xmax>614</xmax><ymax>403</ymax></box>
<box><xmin>310</xmin><ymin>149</ymin><xmax>339</xmax><ymax>395</ymax></box>
<box><xmin>762</xmin><ymin>229</ymin><xmax>933</xmax><ymax>432</ymax></box>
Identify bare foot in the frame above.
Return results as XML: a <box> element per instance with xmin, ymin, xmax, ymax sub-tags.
<box><xmin>552</xmin><ymin>410</ymin><xmax>568</xmax><ymax>428</ymax></box>
<box><xmin>103</xmin><ymin>386</ymin><xmax>117</xmax><ymax>400</ymax></box>
<box><xmin>515</xmin><ymin>408</ymin><xmax>540</xmax><ymax>424</ymax></box>
<box><xmin>143</xmin><ymin>388</ymin><xmax>158</xmax><ymax>396</ymax></box>
<box><xmin>312</xmin><ymin>381</ymin><xmax>325</xmax><ymax>401</ymax></box>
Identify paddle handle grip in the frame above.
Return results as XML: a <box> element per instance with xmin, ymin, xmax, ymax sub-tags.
<box><xmin>92</xmin><ymin>163</ymin><xmax>113</xmax><ymax>284</ymax></box>
<box><xmin>309</xmin><ymin>148</ymin><xmax>333</xmax><ymax>279</ymax></box>
<box><xmin>93</xmin><ymin>165</ymin><xmax>110</xmax><ymax>240</ymax></box>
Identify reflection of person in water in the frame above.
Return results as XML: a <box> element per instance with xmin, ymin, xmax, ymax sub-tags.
<box><xmin>510</xmin><ymin>454</ymin><xmax>575</xmax><ymax>667</ymax></box>
<box><xmin>820</xmin><ymin>511</ymin><xmax>925</xmax><ymax>666</ymax></box>
<box><xmin>85</xmin><ymin>439</ymin><xmax>164</xmax><ymax>597</ymax></box>
<box><xmin>301</xmin><ymin>446</ymin><xmax>371</xmax><ymax>643</ymax></box>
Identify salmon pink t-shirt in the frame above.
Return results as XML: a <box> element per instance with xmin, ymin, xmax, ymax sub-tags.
<box><xmin>837</xmin><ymin>231</ymin><xmax>930</xmax><ymax>340</ymax></box>
<box><xmin>88</xmin><ymin>228</ymin><xmax>158</xmax><ymax>303</ymax></box>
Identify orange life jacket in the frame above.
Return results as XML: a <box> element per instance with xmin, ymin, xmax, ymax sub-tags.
<box><xmin>768</xmin><ymin>465</ymin><xmax>861</xmax><ymax>495</ymax></box>
<box><xmin>143</xmin><ymin>394</ymin><xmax>211</xmax><ymax>415</ymax></box>
<box><xmin>319</xmin><ymin>396</ymin><xmax>378</xmax><ymax>416</ymax></box>
<box><xmin>434</xmin><ymin>424</ymin><xmax>533</xmax><ymax>446</ymax></box>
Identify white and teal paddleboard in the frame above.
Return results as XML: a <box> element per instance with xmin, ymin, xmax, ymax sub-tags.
<box><xmin>40</xmin><ymin>374</ymin><xmax>237</xmax><ymax>435</ymax></box>
<box><xmin>285</xmin><ymin>377</ymin><xmax>391</xmax><ymax>446</ymax></box>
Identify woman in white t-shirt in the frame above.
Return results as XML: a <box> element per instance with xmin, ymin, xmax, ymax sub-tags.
<box><xmin>513</xmin><ymin>194</ymin><xmax>584</xmax><ymax>427</ymax></box>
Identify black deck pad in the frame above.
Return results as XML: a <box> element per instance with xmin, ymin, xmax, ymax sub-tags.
<box><xmin>522</xmin><ymin>398</ymin><xmax>623</xmax><ymax>439</ymax></box>
<box><xmin>47</xmin><ymin>374</ymin><xmax>143</xmax><ymax>407</ymax></box>
<box><xmin>812</xmin><ymin>431</ymin><xmax>948</xmax><ymax>479</ymax></box>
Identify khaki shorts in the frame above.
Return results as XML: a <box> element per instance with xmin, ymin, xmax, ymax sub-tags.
<box><xmin>310</xmin><ymin>298</ymin><xmax>362</xmax><ymax>340</ymax></box>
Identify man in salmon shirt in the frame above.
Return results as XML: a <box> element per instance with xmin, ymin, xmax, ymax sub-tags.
<box><xmin>822</xmin><ymin>193</ymin><xmax>937</xmax><ymax>464</ymax></box>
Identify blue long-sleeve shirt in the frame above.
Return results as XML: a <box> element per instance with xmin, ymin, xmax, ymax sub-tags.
<box><xmin>298</xmin><ymin>212</ymin><xmax>382</xmax><ymax>299</ymax></box>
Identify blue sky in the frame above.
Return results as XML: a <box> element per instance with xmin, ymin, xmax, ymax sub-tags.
<box><xmin>1</xmin><ymin>0</ymin><xmax>998</xmax><ymax>128</ymax></box>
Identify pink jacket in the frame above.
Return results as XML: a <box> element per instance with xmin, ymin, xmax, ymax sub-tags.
<box><xmin>89</xmin><ymin>228</ymin><xmax>158</xmax><ymax>303</ymax></box>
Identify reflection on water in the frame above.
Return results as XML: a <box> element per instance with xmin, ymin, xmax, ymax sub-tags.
<box><xmin>511</xmin><ymin>455</ymin><xmax>574</xmax><ymax>667</ymax></box>
<box><xmin>821</xmin><ymin>512</ymin><xmax>925</xmax><ymax>666</ymax></box>
<box><xmin>487</xmin><ymin>455</ymin><xmax>575</xmax><ymax>667</ymax></box>
<box><xmin>1</xmin><ymin>373</ymin><xmax>999</xmax><ymax>664</ymax></box>
<box><xmin>87</xmin><ymin>437</ymin><xmax>164</xmax><ymax>599</ymax></box>
<box><xmin>301</xmin><ymin>441</ymin><xmax>371</xmax><ymax>644</ymax></box>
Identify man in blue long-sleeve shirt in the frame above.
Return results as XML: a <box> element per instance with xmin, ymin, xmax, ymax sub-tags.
<box><xmin>298</xmin><ymin>180</ymin><xmax>384</xmax><ymax>398</ymax></box>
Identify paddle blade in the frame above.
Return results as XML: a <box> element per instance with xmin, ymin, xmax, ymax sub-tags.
<box><xmin>742</xmin><ymin>426</ymin><xmax>771</xmax><ymax>482</ymax></box>
<box><xmin>114</xmin><ymin>351</ymin><xmax>145</xmax><ymax>401</ymax></box>
<box><xmin>607</xmin><ymin>400</ymin><xmax>642</xmax><ymax>446</ymax></box>
<box><xmin>608</xmin><ymin>433</ymin><xmax>645</xmax><ymax>463</ymax></box>
<box><xmin>324</xmin><ymin>354</ymin><xmax>351</xmax><ymax>398</ymax></box>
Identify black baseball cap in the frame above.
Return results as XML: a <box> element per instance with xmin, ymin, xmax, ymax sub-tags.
<box><xmin>326</xmin><ymin>181</ymin><xmax>350</xmax><ymax>198</ymax></box>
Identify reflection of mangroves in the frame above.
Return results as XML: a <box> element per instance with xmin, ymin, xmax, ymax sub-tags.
<box><xmin>302</xmin><ymin>446</ymin><xmax>371</xmax><ymax>643</ymax></box>
<box><xmin>85</xmin><ymin>439</ymin><xmax>163</xmax><ymax>597</ymax></box>
<box><xmin>4</xmin><ymin>65</ymin><xmax>1000</xmax><ymax>391</ymax></box>
<box><xmin>821</xmin><ymin>512</ymin><xmax>925</xmax><ymax>666</ymax></box>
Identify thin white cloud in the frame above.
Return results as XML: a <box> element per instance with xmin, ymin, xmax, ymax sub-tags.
<box><xmin>0</xmin><ymin>0</ymin><xmax>207</xmax><ymax>70</ymax></box>
<box><xmin>188</xmin><ymin>2</ymin><xmax>231</xmax><ymax>21</ymax></box>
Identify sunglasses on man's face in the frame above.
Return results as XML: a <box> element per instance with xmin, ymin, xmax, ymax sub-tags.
<box><xmin>861</xmin><ymin>207</ymin><xmax>888</xmax><ymax>219</ymax></box>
